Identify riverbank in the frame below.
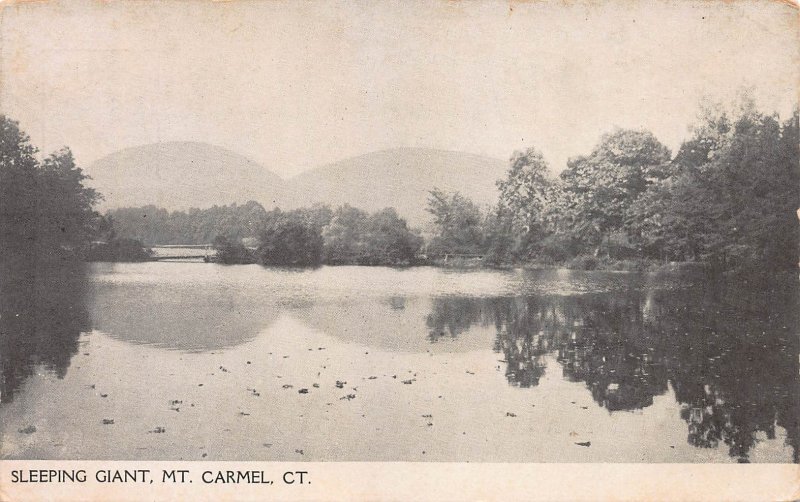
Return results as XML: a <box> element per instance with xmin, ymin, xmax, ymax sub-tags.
<box><xmin>90</xmin><ymin>248</ymin><xmax>796</xmax><ymax>279</ymax></box>
<box><xmin>428</xmin><ymin>255</ymin><xmax>707</xmax><ymax>273</ymax></box>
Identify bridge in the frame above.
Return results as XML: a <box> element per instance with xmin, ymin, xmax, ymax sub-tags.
<box><xmin>151</xmin><ymin>254</ymin><xmax>210</xmax><ymax>261</ymax></box>
<box><xmin>149</xmin><ymin>244</ymin><xmax>214</xmax><ymax>262</ymax></box>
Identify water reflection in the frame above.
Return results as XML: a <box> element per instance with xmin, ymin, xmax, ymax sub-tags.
<box><xmin>87</xmin><ymin>279</ymin><xmax>283</xmax><ymax>352</ymax></box>
<box><xmin>489</xmin><ymin>297</ymin><xmax>552</xmax><ymax>388</ymax></box>
<box><xmin>2</xmin><ymin>259</ymin><xmax>796</xmax><ymax>462</ymax></box>
<box><xmin>0</xmin><ymin>260</ymin><xmax>90</xmax><ymax>403</ymax></box>
<box><xmin>424</xmin><ymin>279</ymin><xmax>799</xmax><ymax>462</ymax></box>
<box><xmin>556</xmin><ymin>292</ymin><xmax>668</xmax><ymax>411</ymax></box>
<box><xmin>426</xmin><ymin>297</ymin><xmax>485</xmax><ymax>343</ymax></box>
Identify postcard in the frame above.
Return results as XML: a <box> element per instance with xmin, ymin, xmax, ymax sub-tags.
<box><xmin>1</xmin><ymin>1</ymin><xmax>798</xmax><ymax>500</ymax></box>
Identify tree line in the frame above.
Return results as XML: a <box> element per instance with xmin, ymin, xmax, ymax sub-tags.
<box><xmin>429</xmin><ymin>98</ymin><xmax>799</xmax><ymax>272</ymax></box>
<box><xmin>2</xmin><ymin>94</ymin><xmax>797</xmax><ymax>272</ymax></box>
<box><xmin>214</xmin><ymin>204</ymin><xmax>422</xmax><ymax>266</ymax></box>
<box><xmin>106</xmin><ymin>201</ymin><xmax>268</xmax><ymax>246</ymax></box>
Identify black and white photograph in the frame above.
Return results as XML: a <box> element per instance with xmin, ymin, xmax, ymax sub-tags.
<box><xmin>0</xmin><ymin>0</ymin><xmax>798</xmax><ymax>499</ymax></box>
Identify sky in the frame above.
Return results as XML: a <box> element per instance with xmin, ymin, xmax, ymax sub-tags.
<box><xmin>1</xmin><ymin>0</ymin><xmax>797</xmax><ymax>177</ymax></box>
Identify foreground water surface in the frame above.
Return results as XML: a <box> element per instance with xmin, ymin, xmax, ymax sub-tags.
<box><xmin>1</xmin><ymin>262</ymin><xmax>797</xmax><ymax>462</ymax></box>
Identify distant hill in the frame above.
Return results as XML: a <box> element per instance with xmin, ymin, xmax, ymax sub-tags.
<box><xmin>87</xmin><ymin>143</ymin><xmax>507</xmax><ymax>228</ymax></box>
<box><xmin>86</xmin><ymin>142</ymin><xmax>287</xmax><ymax>210</ymax></box>
<box><xmin>285</xmin><ymin>148</ymin><xmax>507</xmax><ymax>228</ymax></box>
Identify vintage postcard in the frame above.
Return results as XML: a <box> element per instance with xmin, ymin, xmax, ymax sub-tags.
<box><xmin>0</xmin><ymin>0</ymin><xmax>798</xmax><ymax>500</ymax></box>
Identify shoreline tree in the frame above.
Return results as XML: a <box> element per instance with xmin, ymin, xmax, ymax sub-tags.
<box><xmin>1</xmin><ymin>116</ymin><xmax>102</xmax><ymax>266</ymax></box>
<box><xmin>426</xmin><ymin>188</ymin><xmax>486</xmax><ymax>258</ymax></box>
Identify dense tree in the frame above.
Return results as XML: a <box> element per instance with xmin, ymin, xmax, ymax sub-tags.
<box><xmin>559</xmin><ymin>129</ymin><xmax>672</xmax><ymax>255</ymax></box>
<box><xmin>426</xmin><ymin>189</ymin><xmax>485</xmax><ymax>256</ymax></box>
<box><xmin>480</xmin><ymin>96</ymin><xmax>796</xmax><ymax>272</ymax></box>
<box><xmin>323</xmin><ymin>205</ymin><xmax>421</xmax><ymax>265</ymax></box>
<box><xmin>35</xmin><ymin>148</ymin><xmax>101</xmax><ymax>254</ymax></box>
<box><xmin>363</xmin><ymin>207</ymin><xmax>422</xmax><ymax>265</ymax></box>
<box><xmin>212</xmin><ymin>235</ymin><xmax>255</xmax><ymax>264</ymax></box>
<box><xmin>493</xmin><ymin>148</ymin><xmax>553</xmax><ymax>260</ymax></box>
<box><xmin>0</xmin><ymin>117</ymin><xmax>39</xmax><ymax>258</ymax></box>
<box><xmin>297</xmin><ymin>203</ymin><xmax>334</xmax><ymax>232</ymax></box>
<box><xmin>0</xmin><ymin>116</ymin><xmax>101</xmax><ymax>264</ymax></box>
<box><xmin>650</xmin><ymin>107</ymin><xmax>799</xmax><ymax>270</ymax></box>
<box><xmin>323</xmin><ymin>205</ymin><xmax>370</xmax><ymax>263</ymax></box>
<box><xmin>481</xmin><ymin>208</ymin><xmax>515</xmax><ymax>264</ymax></box>
<box><xmin>258</xmin><ymin>209</ymin><xmax>325</xmax><ymax>266</ymax></box>
<box><xmin>107</xmin><ymin>200</ymin><xmax>269</xmax><ymax>245</ymax></box>
<box><xmin>673</xmin><ymin>101</ymin><xmax>733</xmax><ymax>171</ymax></box>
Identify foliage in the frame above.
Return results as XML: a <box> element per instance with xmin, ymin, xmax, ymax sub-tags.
<box><xmin>636</xmin><ymin>107</ymin><xmax>799</xmax><ymax>271</ymax></box>
<box><xmin>5</xmin><ymin>94</ymin><xmax>793</xmax><ymax>274</ymax></box>
<box><xmin>493</xmin><ymin>148</ymin><xmax>553</xmax><ymax>260</ymax></box>
<box><xmin>0</xmin><ymin>116</ymin><xmax>102</xmax><ymax>262</ymax></box>
<box><xmin>324</xmin><ymin>205</ymin><xmax>421</xmax><ymax>265</ymax></box>
<box><xmin>257</xmin><ymin>208</ymin><xmax>325</xmax><ymax>266</ymax></box>
<box><xmin>363</xmin><ymin>208</ymin><xmax>422</xmax><ymax>265</ymax></box>
<box><xmin>426</xmin><ymin>189</ymin><xmax>485</xmax><ymax>256</ymax></box>
<box><xmin>559</xmin><ymin>129</ymin><xmax>672</xmax><ymax>253</ymax></box>
<box><xmin>479</xmin><ymin>96</ymin><xmax>797</xmax><ymax>273</ymax></box>
<box><xmin>107</xmin><ymin>200</ymin><xmax>268</xmax><ymax>245</ymax></box>
<box><xmin>213</xmin><ymin>235</ymin><xmax>256</xmax><ymax>264</ymax></box>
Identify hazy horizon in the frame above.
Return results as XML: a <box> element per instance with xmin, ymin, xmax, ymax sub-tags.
<box><xmin>2</xmin><ymin>1</ymin><xmax>797</xmax><ymax>177</ymax></box>
<box><xmin>88</xmin><ymin>141</ymin><xmax>509</xmax><ymax>181</ymax></box>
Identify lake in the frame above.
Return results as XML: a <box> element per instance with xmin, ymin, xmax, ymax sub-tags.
<box><xmin>1</xmin><ymin>262</ymin><xmax>797</xmax><ymax>462</ymax></box>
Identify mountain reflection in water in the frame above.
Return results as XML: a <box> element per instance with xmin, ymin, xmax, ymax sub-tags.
<box><xmin>0</xmin><ymin>262</ymin><xmax>797</xmax><ymax>463</ymax></box>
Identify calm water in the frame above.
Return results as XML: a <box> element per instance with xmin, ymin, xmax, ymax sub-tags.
<box><xmin>1</xmin><ymin>262</ymin><xmax>797</xmax><ymax>462</ymax></box>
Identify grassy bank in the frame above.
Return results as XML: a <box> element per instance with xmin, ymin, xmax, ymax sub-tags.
<box><xmin>429</xmin><ymin>255</ymin><xmax>708</xmax><ymax>273</ymax></box>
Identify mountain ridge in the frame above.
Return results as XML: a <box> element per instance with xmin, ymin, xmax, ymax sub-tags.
<box><xmin>86</xmin><ymin>142</ymin><xmax>507</xmax><ymax>227</ymax></box>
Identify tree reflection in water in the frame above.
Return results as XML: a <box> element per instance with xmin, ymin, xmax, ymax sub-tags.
<box><xmin>426</xmin><ymin>297</ymin><xmax>484</xmax><ymax>343</ymax></box>
<box><xmin>0</xmin><ymin>259</ymin><xmax>90</xmax><ymax>403</ymax></box>
<box><xmin>425</xmin><ymin>277</ymin><xmax>799</xmax><ymax>462</ymax></box>
<box><xmin>489</xmin><ymin>297</ymin><xmax>551</xmax><ymax>388</ymax></box>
